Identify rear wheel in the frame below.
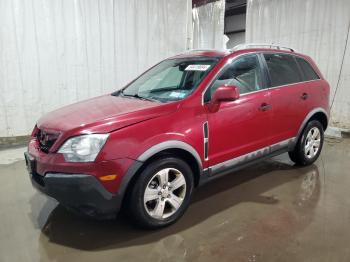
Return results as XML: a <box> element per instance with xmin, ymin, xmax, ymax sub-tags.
<box><xmin>127</xmin><ymin>157</ymin><xmax>194</xmax><ymax>229</ymax></box>
<box><xmin>288</xmin><ymin>120</ymin><xmax>324</xmax><ymax>166</ymax></box>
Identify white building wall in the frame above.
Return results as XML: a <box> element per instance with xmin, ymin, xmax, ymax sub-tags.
<box><xmin>192</xmin><ymin>0</ymin><xmax>226</xmax><ymax>49</ymax></box>
<box><xmin>0</xmin><ymin>0</ymin><xmax>192</xmax><ymax>137</ymax></box>
<box><xmin>246</xmin><ymin>0</ymin><xmax>350</xmax><ymax>129</ymax></box>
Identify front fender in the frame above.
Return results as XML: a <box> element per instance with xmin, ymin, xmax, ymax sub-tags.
<box><xmin>115</xmin><ymin>139</ymin><xmax>203</xmax><ymax>208</ymax></box>
<box><xmin>137</xmin><ymin>140</ymin><xmax>203</xmax><ymax>170</ymax></box>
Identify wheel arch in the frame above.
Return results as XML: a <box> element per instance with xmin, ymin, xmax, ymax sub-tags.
<box><xmin>297</xmin><ymin>108</ymin><xmax>328</xmax><ymax>140</ymax></box>
<box><xmin>118</xmin><ymin>140</ymin><xmax>203</xmax><ymax>209</ymax></box>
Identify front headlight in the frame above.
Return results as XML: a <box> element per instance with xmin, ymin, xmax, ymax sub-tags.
<box><xmin>58</xmin><ymin>134</ymin><xmax>109</xmax><ymax>162</ymax></box>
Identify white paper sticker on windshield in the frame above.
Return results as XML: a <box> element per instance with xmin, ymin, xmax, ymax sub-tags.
<box><xmin>185</xmin><ymin>64</ymin><xmax>211</xmax><ymax>71</ymax></box>
<box><xmin>169</xmin><ymin>91</ymin><xmax>186</xmax><ymax>98</ymax></box>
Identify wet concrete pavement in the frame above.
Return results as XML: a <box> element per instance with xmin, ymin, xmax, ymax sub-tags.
<box><xmin>0</xmin><ymin>138</ymin><xmax>350</xmax><ymax>262</ymax></box>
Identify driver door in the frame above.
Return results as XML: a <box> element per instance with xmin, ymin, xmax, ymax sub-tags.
<box><xmin>204</xmin><ymin>54</ymin><xmax>273</xmax><ymax>172</ymax></box>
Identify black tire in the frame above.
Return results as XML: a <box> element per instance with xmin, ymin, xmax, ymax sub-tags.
<box><xmin>288</xmin><ymin>120</ymin><xmax>324</xmax><ymax>166</ymax></box>
<box><xmin>127</xmin><ymin>157</ymin><xmax>194</xmax><ymax>229</ymax></box>
<box><xmin>288</xmin><ymin>149</ymin><xmax>298</xmax><ymax>163</ymax></box>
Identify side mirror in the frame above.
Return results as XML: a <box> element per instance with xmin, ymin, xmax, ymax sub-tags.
<box><xmin>212</xmin><ymin>85</ymin><xmax>240</xmax><ymax>103</ymax></box>
<box><xmin>209</xmin><ymin>85</ymin><xmax>240</xmax><ymax>111</ymax></box>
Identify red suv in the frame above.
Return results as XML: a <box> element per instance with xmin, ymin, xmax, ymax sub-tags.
<box><xmin>25</xmin><ymin>44</ymin><xmax>329</xmax><ymax>228</ymax></box>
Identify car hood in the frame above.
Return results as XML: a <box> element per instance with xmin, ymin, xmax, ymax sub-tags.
<box><xmin>37</xmin><ymin>94</ymin><xmax>178</xmax><ymax>135</ymax></box>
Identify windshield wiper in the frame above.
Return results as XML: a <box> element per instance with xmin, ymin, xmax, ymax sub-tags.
<box><xmin>149</xmin><ymin>86</ymin><xmax>179</xmax><ymax>93</ymax></box>
<box><xmin>121</xmin><ymin>91</ymin><xmax>158</xmax><ymax>102</ymax></box>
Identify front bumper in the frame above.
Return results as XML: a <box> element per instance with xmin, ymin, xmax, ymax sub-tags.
<box><xmin>26</xmin><ymin>153</ymin><xmax>121</xmax><ymax>219</ymax></box>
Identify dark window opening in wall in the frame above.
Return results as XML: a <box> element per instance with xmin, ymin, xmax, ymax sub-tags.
<box><xmin>225</xmin><ymin>0</ymin><xmax>247</xmax><ymax>49</ymax></box>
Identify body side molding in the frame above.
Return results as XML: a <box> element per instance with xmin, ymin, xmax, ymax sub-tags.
<box><xmin>209</xmin><ymin>137</ymin><xmax>296</xmax><ymax>176</ymax></box>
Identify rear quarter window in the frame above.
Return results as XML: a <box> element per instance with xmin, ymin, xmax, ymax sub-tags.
<box><xmin>295</xmin><ymin>57</ymin><xmax>320</xmax><ymax>81</ymax></box>
<box><xmin>264</xmin><ymin>53</ymin><xmax>302</xmax><ymax>87</ymax></box>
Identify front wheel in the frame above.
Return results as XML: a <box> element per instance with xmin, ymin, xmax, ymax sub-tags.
<box><xmin>288</xmin><ymin>120</ymin><xmax>324</xmax><ymax>166</ymax></box>
<box><xmin>127</xmin><ymin>157</ymin><xmax>194</xmax><ymax>229</ymax></box>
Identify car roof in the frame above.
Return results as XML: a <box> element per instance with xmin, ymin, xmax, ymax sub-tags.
<box><xmin>230</xmin><ymin>48</ymin><xmax>307</xmax><ymax>58</ymax></box>
<box><xmin>171</xmin><ymin>45</ymin><xmax>308</xmax><ymax>60</ymax></box>
<box><xmin>170</xmin><ymin>49</ymin><xmax>231</xmax><ymax>59</ymax></box>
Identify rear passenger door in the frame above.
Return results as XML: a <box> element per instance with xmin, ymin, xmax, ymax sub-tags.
<box><xmin>263</xmin><ymin>53</ymin><xmax>307</xmax><ymax>143</ymax></box>
<box><xmin>294</xmin><ymin>56</ymin><xmax>322</xmax><ymax>114</ymax></box>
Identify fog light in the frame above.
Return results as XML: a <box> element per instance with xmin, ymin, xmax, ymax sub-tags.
<box><xmin>99</xmin><ymin>174</ymin><xmax>118</xmax><ymax>181</ymax></box>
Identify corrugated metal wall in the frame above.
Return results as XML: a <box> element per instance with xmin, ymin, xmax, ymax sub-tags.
<box><xmin>0</xmin><ymin>0</ymin><xmax>192</xmax><ymax>137</ymax></box>
<box><xmin>246</xmin><ymin>0</ymin><xmax>350</xmax><ymax>129</ymax></box>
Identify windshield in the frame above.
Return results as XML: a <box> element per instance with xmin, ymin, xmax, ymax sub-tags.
<box><xmin>117</xmin><ymin>57</ymin><xmax>220</xmax><ymax>103</ymax></box>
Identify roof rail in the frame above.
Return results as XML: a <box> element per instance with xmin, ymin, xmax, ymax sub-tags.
<box><xmin>232</xmin><ymin>43</ymin><xmax>296</xmax><ymax>52</ymax></box>
<box><xmin>183</xmin><ymin>48</ymin><xmax>223</xmax><ymax>53</ymax></box>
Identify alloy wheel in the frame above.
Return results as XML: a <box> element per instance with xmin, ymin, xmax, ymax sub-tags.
<box><xmin>143</xmin><ymin>168</ymin><xmax>187</xmax><ymax>219</ymax></box>
<box><xmin>304</xmin><ymin>127</ymin><xmax>321</xmax><ymax>159</ymax></box>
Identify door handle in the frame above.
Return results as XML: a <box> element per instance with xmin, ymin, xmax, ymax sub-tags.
<box><xmin>259</xmin><ymin>103</ymin><xmax>271</xmax><ymax>111</ymax></box>
<box><xmin>301</xmin><ymin>93</ymin><xmax>309</xmax><ymax>100</ymax></box>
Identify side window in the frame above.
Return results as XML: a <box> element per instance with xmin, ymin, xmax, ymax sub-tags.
<box><xmin>205</xmin><ymin>54</ymin><xmax>263</xmax><ymax>102</ymax></box>
<box><xmin>295</xmin><ymin>57</ymin><xmax>320</xmax><ymax>81</ymax></box>
<box><xmin>264</xmin><ymin>53</ymin><xmax>302</xmax><ymax>87</ymax></box>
